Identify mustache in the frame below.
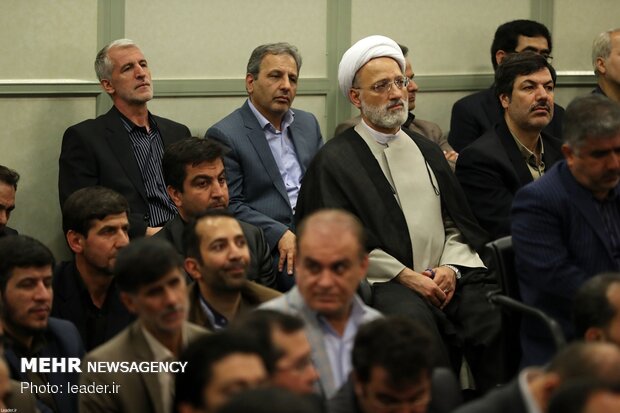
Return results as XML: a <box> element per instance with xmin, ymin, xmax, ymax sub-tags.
<box><xmin>531</xmin><ymin>102</ymin><xmax>551</xmax><ymax>112</ymax></box>
<box><xmin>161</xmin><ymin>305</ymin><xmax>185</xmax><ymax>317</ymax></box>
<box><xmin>223</xmin><ymin>261</ymin><xmax>248</xmax><ymax>272</ymax></box>
<box><xmin>387</xmin><ymin>98</ymin><xmax>407</xmax><ymax>109</ymax></box>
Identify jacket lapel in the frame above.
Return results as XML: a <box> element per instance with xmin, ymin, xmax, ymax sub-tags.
<box><xmin>560</xmin><ymin>163</ymin><xmax>616</xmax><ymax>261</ymax></box>
<box><xmin>496</xmin><ymin>120</ymin><xmax>534</xmax><ymax>187</ymax></box>
<box><xmin>240</xmin><ymin>102</ymin><xmax>290</xmax><ymax>204</ymax></box>
<box><xmin>129</xmin><ymin>322</ymin><xmax>166</xmax><ymax>413</ymax></box>
<box><xmin>102</xmin><ymin>109</ymin><xmax>149</xmax><ymax>204</ymax></box>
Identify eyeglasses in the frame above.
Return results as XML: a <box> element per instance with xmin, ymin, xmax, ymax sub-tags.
<box><xmin>353</xmin><ymin>76</ymin><xmax>410</xmax><ymax>94</ymax></box>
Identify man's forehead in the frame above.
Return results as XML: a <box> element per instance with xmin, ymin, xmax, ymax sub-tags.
<box><xmin>514</xmin><ymin>68</ymin><xmax>553</xmax><ymax>83</ymax></box>
<box><xmin>10</xmin><ymin>265</ymin><xmax>53</xmax><ymax>279</ymax></box>
<box><xmin>109</xmin><ymin>46</ymin><xmax>144</xmax><ymax>64</ymax></box>
<box><xmin>197</xmin><ymin>217</ymin><xmax>242</xmax><ymax>239</ymax></box>
<box><xmin>358</xmin><ymin>57</ymin><xmax>403</xmax><ymax>79</ymax></box>
<box><xmin>186</xmin><ymin>159</ymin><xmax>224</xmax><ymax>176</ymax></box>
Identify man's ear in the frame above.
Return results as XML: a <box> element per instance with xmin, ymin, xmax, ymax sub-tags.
<box><xmin>495</xmin><ymin>49</ymin><xmax>508</xmax><ymax>66</ymax></box>
<box><xmin>245</xmin><ymin>73</ymin><xmax>255</xmax><ymax>95</ymax></box>
<box><xmin>184</xmin><ymin>257</ymin><xmax>202</xmax><ymax>281</ymax></box>
<box><xmin>120</xmin><ymin>291</ymin><xmax>137</xmax><ymax>314</ymax></box>
<box><xmin>584</xmin><ymin>327</ymin><xmax>606</xmax><ymax>342</ymax></box>
<box><xmin>100</xmin><ymin>79</ymin><xmax>114</xmax><ymax>95</ymax></box>
<box><xmin>66</xmin><ymin>230</ymin><xmax>85</xmax><ymax>254</ymax></box>
<box><xmin>596</xmin><ymin>57</ymin><xmax>607</xmax><ymax>76</ymax></box>
<box><xmin>167</xmin><ymin>185</ymin><xmax>182</xmax><ymax>209</ymax></box>
<box><xmin>499</xmin><ymin>93</ymin><xmax>511</xmax><ymax>109</ymax></box>
<box><xmin>349</xmin><ymin>88</ymin><xmax>362</xmax><ymax>109</ymax></box>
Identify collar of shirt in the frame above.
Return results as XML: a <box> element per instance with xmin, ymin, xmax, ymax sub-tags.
<box><xmin>141</xmin><ymin>325</ymin><xmax>175</xmax><ymax>362</ymax></box>
<box><xmin>199</xmin><ymin>293</ymin><xmax>229</xmax><ymax>330</ymax></box>
<box><xmin>518</xmin><ymin>367</ymin><xmax>545</xmax><ymax>413</ymax></box>
<box><xmin>116</xmin><ymin>108</ymin><xmax>159</xmax><ymax>134</ymax></box>
<box><xmin>359</xmin><ymin>118</ymin><xmax>399</xmax><ymax>145</ymax></box>
<box><xmin>316</xmin><ymin>294</ymin><xmax>367</xmax><ymax>336</ymax></box>
<box><xmin>248</xmin><ymin>99</ymin><xmax>295</xmax><ymax>132</ymax></box>
<box><xmin>510</xmin><ymin>130</ymin><xmax>545</xmax><ymax>168</ymax></box>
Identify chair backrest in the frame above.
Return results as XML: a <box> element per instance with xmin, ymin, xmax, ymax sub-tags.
<box><xmin>487</xmin><ymin>236</ymin><xmax>520</xmax><ymax>300</ymax></box>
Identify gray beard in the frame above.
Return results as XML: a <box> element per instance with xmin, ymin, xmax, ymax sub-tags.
<box><xmin>361</xmin><ymin>99</ymin><xmax>408</xmax><ymax>131</ymax></box>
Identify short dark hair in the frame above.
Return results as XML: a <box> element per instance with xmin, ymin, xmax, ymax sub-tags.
<box><xmin>562</xmin><ymin>94</ymin><xmax>620</xmax><ymax>150</ymax></box>
<box><xmin>217</xmin><ymin>387</ymin><xmax>320</xmax><ymax>413</ymax></box>
<box><xmin>397</xmin><ymin>43</ymin><xmax>409</xmax><ymax>57</ymax></box>
<box><xmin>0</xmin><ymin>235</ymin><xmax>54</xmax><ymax>294</ymax></box>
<box><xmin>162</xmin><ymin>137</ymin><xmax>224</xmax><ymax>191</ymax></box>
<box><xmin>184</xmin><ymin>209</ymin><xmax>236</xmax><ymax>261</ymax></box>
<box><xmin>62</xmin><ymin>186</ymin><xmax>129</xmax><ymax>235</ymax></box>
<box><xmin>491</xmin><ymin>19</ymin><xmax>552</xmax><ymax>70</ymax></box>
<box><xmin>234</xmin><ymin>310</ymin><xmax>305</xmax><ymax>360</ymax></box>
<box><xmin>0</xmin><ymin>165</ymin><xmax>20</xmax><ymax>190</ymax></box>
<box><xmin>174</xmin><ymin>330</ymin><xmax>275</xmax><ymax>410</ymax></box>
<box><xmin>494</xmin><ymin>51</ymin><xmax>557</xmax><ymax>99</ymax></box>
<box><xmin>352</xmin><ymin>317</ymin><xmax>434</xmax><ymax>385</ymax></box>
<box><xmin>574</xmin><ymin>273</ymin><xmax>620</xmax><ymax>338</ymax></box>
<box><xmin>114</xmin><ymin>237</ymin><xmax>183</xmax><ymax>293</ymax></box>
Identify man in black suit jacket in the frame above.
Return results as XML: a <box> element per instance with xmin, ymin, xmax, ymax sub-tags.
<box><xmin>0</xmin><ymin>235</ymin><xmax>85</xmax><ymax>413</ymax></box>
<box><xmin>0</xmin><ymin>165</ymin><xmax>19</xmax><ymax>237</ymax></box>
<box><xmin>448</xmin><ymin>19</ymin><xmax>564</xmax><ymax>152</ymax></box>
<box><xmin>53</xmin><ymin>186</ymin><xmax>135</xmax><ymax>351</ymax></box>
<box><xmin>158</xmin><ymin>137</ymin><xmax>276</xmax><ymax>288</ymax></box>
<box><xmin>456</xmin><ymin>53</ymin><xmax>563</xmax><ymax>240</ymax></box>
<box><xmin>59</xmin><ymin>39</ymin><xmax>191</xmax><ymax>238</ymax></box>
<box><xmin>453</xmin><ymin>342</ymin><xmax>620</xmax><ymax>413</ymax></box>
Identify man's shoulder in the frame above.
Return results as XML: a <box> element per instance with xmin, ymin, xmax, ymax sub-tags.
<box><xmin>151</xmin><ymin>113</ymin><xmax>189</xmax><ymax>130</ymax></box>
<box><xmin>208</xmin><ymin>105</ymin><xmax>247</xmax><ymax>133</ymax></box>
<box><xmin>291</xmin><ymin>107</ymin><xmax>320</xmax><ymax>123</ymax></box>
<box><xmin>83</xmin><ymin>322</ymin><xmax>135</xmax><ymax>361</ymax></box>
<box><xmin>242</xmin><ymin>281</ymin><xmax>282</xmax><ymax>304</ymax></box>
<box><xmin>459</xmin><ymin>127</ymin><xmax>503</xmax><ymax>157</ymax></box>
<box><xmin>453</xmin><ymin>379</ymin><xmax>523</xmax><ymax>413</ymax></box>
<box><xmin>453</xmin><ymin>87</ymin><xmax>494</xmax><ymax>110</ymax></box>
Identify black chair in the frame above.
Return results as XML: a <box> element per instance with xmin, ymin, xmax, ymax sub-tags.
<box><xmin>486</xmin><ymin>236</ymin><xmax>566</xmax><ymax>382</ymax></box>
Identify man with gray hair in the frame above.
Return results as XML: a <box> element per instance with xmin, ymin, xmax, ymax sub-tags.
<box><xmin>59</xmin><ymin>38</ymin><xmax>191</xmax><ymax>238</ymax></box>
<box><xmin>207</xmin><ymin>42</ymin><xmax>323</xmax><ymax>291</ymax></box>
<box><xmin>513</xmin><ymin>94</ymin><xmax>620</xmax><ymax>366</ymax></box>
<box><xmin>296</xmin><ymin>35</ymin><xmax>501</xmax><ymax>392</ymax></box>
<box><xmin>592</xmin><ymin>28</ymin><xmax>620</xmax><ymax>102</ymax></box>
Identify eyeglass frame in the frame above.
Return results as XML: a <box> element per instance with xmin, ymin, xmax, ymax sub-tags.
<box><xmin>351</xmin><ymin>76</ymin><xmax>410</xmax><ymax>94</ymax></box>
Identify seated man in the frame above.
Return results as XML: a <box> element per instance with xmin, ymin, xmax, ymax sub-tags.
<box><xmin>592</xmin><ymin>28</ymin><xmax>620</xmax><ymax>102</ymax></box>
<box><xmin>329</xmin><ymin>317</ymin><xmax>461</xmax><ymax>413</ymax></box>
<box><xmin>0</xmin><ymin>235</ymin><xmax>84</xmax><ymax>413</ymax></box>
<box><xmin>448</xmin><ymin>19</ymin><xmax>564</xmax><ymax>152</ymax></box>
<box><xmin>159</xmin><ymin>137</ymin><xmax>275</xmax><ymax>288</ymax></box>
<box><xmin>59</xmin><ymin>39</ymin><xmax>191</xmax><ymax>238</ymax></box>
<box><xmin>455</xmin><ymin>52</ymin><xmax>563</xmax><ymax>240</ymax></box>
<box><xmin>260</xmin><ymin>209</ymin><xmax>382</xmax><ymax>398</ymax></box>
<box><xmin>573</xmin><ymin>272</ymin><xmax>620</xmax><ymax>346</ymax></box>
<box><xmin>548</xmin><ymin>380</ymin><xmax>620</xmax><ymax>413</ymax></box>
<box><xmin>53</xmin><ymin>186</ymin><xmax>135</xmax><ymax>350</ymax></box>
<box><xmin>174</xmin><ymin>330</ymin><xmax>272</xmax><ymax>413</ymax></box>
<box><xmin>207</xmin><ymin>42</ymin><xmax>323</xmax><ymax>290</ymax></box>
<box><xmin>0</xmin><ymin>165</ymin><xmax>19</xmax><ymax>237</ymax></box>
<box><xmin>235</xmin><ymin>310</ymin><xmax>320</xmax><ymax>395</ymax></box>
<box><xmin>334</xmin><ymin>43</ymin><xmax>457</xmax><ymax>169</ymax></box>
<box><xmin>79</xmin><ymin>237</ymin><xmax>207</xmax><ymax>413</ymax></box>
<box><xmin>454</xmin><ymin>342</ymin><xmax>620</xmax><ymax>413</ymax></box>
<box><xmin>512</xmin><ymin>94</ymin><xmax>620</xmax><ymax>366</ymax></box>
<box><xmin>296</xmin><ymin>35</ymin><xmax>501</xmax><ymax>392</ymax></box>
<box><xmin>184</xmin><ymin>210</ymin><xmax>281</xmax><ymax>330</ymax></box>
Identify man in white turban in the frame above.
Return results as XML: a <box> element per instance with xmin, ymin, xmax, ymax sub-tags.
<box><xmin>295</xmin><ymin>35</ymin><xmax>502</xmax><ymax>393</ymax></box>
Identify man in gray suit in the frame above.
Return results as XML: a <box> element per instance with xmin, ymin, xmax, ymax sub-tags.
<box><xmin>207</xmin><ymin>42</ymin><xmax>323</xmax><ymax>291</ymax></box>
<box><xmin>79</xmin><ymin>238</ymin><xmax>207</xmax><ymax>413</ymax></box>
<box><xmin>260</xmin><ymin>209</ymin><xmax>382</xmax><ymax>399</ymax></box>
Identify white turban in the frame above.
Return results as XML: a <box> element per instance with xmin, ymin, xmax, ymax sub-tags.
<box><xmin>338</xmin><ymin>35</ymin><xmax>406</xmax><ymax>99</ymax></box>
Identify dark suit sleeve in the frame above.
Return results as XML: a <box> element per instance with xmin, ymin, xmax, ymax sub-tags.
<box><xmin>58</xmin><ymin>125</ymin><xmax>98</xmax><ymax>206</ymax></box>
<box><xmin>207</xmin><ymin>126</ymin><xmax>289</xmax><ymax>249</ymax></box>
<box><xmin>242</xmin><ymin>223</ymin><xmax>276</xmax><ymax>288</ymax></box>
<box><xmin>511</xmin><ymin>184</ymin><xmax>590</xmax><ymax>299</ymax></box>
<box><xmin>448</xmin><ymin>98</ymin><xmax>485</xmax><ymax>153</ymax></box>
<box><xmin>455</xmin><ymin>146</ymin><xmax>514</xmax><ymax>240</ymax></box>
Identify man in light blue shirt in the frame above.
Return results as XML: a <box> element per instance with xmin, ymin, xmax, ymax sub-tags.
<box><xmin>207</xmin><ymin>43</ymin><xmax>323</xmax><ymax>291</ymax></box>
<box><xmin>260</xmin><ymin>209</ymin><xmax>382</xmax><ymax>398</ymax></box>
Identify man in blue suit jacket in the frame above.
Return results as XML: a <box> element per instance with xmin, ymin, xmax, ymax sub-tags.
<box><xmin>512</xmin><ymin>94</ymin><xmax>620</xmax><ymax>366</ymax></box>
<box><xmin>0</xmin><ymin>235</ymin><xmax>85</xmax><ymax>413</ymax></box>
<box><xmin>207</xmin><ymin>43</ymin><xmax>323</xmax><ymax>290</ymax></box>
